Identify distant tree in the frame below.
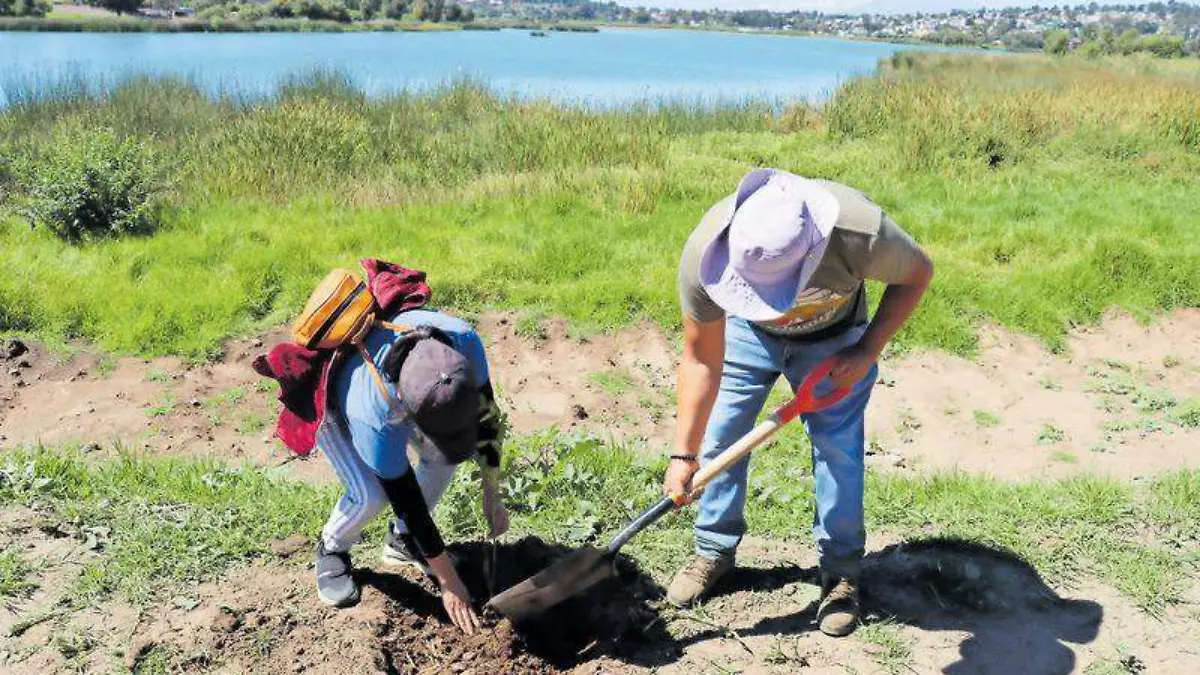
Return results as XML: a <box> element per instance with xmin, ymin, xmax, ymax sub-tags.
<box><xmin>94</xmin><ymin>0</ymin><xmax>144</xmax><ymax>14</ymax></box>
<box><xmin>382</xmin><ymin>0</ymin><xmax>407</xmax><ymax>19</ymax></box>
<box><xmin>0</xmin><ymin>0</ymin><xmax>50</xmax><ymax>15</ymax></box>
<box><xmin>1044</xmin><ymin>29</ymin><xmax>1070</xmax><ymax>54</ymax></box>
<box><xmin>1141</xmin><ymin>33</ymin><xmax>1185</xmax><ymax>56</ymax></box>
<box><xmin>1117</xmin><ymin>27</ymin><xmax>1142</xmax><ymax>53</ymax></box>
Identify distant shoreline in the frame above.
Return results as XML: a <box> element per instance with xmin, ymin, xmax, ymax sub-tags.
<box><xmin>0</xmin><ymin>14</ymin><xmax>1009</xmax><ymax>52</ymax></box>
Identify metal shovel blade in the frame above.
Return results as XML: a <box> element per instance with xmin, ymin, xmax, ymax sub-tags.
<box><xmin>485</xmin><ymin>546</ymin><xmax>616</xmax><ymax>622</ymax></box>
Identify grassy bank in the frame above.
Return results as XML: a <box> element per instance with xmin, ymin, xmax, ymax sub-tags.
<box><xmin>1</xmin><ymin>53</ymin><xmax>1199</xmax><ymax>359</ymax></box>
<box><xmin>0</xmin><ymin>15</ymin><xmax>466</xmax><ymax>32</ymax></box>
<box><xmin>1</xmin><ymin>437</ymin><xmax>1195</xmax><ymax>612</ymax></box>
<box><xmin>0</xmin><ymin>16</ymin><xmax>603</xmax><ymax>32</ymax></box>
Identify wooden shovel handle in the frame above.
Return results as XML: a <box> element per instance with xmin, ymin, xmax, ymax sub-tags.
<box><xmin>687</xmin><ymin>356</ymin><xmax>852</xmax><ymax>498</ymax></box>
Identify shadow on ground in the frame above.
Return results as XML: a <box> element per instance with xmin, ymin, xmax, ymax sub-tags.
<box><xmin>687</xmin><ymin>538</ymin><xmax>1104</xmax><ymax>674</ymax></box>
<box><xmin>361</xmin><ymin>536</ymin><xmax>679</xmax><ymax>673</ymax></box>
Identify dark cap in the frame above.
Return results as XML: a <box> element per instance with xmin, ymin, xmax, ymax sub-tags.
<box><xmin>399</xmin><ymin>338</ymin><xmax>478</xmax><ymax>464</ymax></box>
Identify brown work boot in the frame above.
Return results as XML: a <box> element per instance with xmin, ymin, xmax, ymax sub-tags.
<box><xmin>817</xmin><ymin>574</ymin><xmax>860</xmax><ymax>637</ymax></box>
<box><xmin>667</xmin><ymin>554</ymin><xmax>735</xmax><ymax>607</ymax></box>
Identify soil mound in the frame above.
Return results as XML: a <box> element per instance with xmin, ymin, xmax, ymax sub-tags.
<box><xmin>365</xmin><ymin>537</ymin><xmax>673</xmax><ymax>674</ymax></box>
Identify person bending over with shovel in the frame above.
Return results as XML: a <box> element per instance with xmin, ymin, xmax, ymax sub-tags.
<box><xmin>664</xmin><ymin>169</ymin><xmax>933</xmax><ymax>636</ymax></box>
<box><xmin>316</xmin><ymin>310</ymin><xmax>508</xmax><ymax>634</ymax></box>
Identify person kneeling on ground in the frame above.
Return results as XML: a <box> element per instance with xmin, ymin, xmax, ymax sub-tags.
<box><xmin>316</xmin><ymin>308</ymin><xmax>508</xmax><ymax>635</ymax></box>
<box><xmin>664</xmin><ymin>168</ymin><xmax>933</xmax><ymax>637</ymax></box>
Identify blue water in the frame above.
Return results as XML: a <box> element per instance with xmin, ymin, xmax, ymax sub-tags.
<box><xmin>0</xmin><ymin>28</ymin><xmax>954</xmax><ymax>106</ymax></box>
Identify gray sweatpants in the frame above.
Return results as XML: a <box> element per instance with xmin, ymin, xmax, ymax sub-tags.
<box><xmin>316</xmin><ymin>410</ymin><xmax>458</xmax><ymax>554</ymax></box>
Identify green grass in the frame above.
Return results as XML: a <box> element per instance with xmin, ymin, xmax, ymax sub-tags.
<box><xmin>587</xmin><ymin>369</ymin><xmax>637</xmax><ymax>396</ymax></box>
<box><xmin>205</xmin><ymin>386</ymin><xmax>248</xmax><ymax>408</ymax></box>
<box><xmin>0</xmin><ymin>448</ymin><xmax>329</xmax><ymax>605</ymax></box>
<box><xmin>1</xmin><ymin>438</ymin><xmax>1195</xmax><ymax>612</ymax></box>
<box><xmin>1</xmin><ymin>53</ymin><xmax>1198</xmax><ymax>359</ymax></box>
<box><xmin>857</xmin><ymin>621</ymin><xmax>913</xmax><ymax>675</ymax></box>
<box><xmin>0</xmin><ymin>15</ymin><xmax>465</xmax><ymax>33</ymax></box>
<box><xmin>236</xmin><ymin>412</ymin><xmax>270</xmax><ymax>435</ymax></box>
<box><xmin>1050</xmin><ymin>450</ymin><xmax>1077</xmax><ymax>464</ymax></box>
<box><xmin>0</xmin><ymin>549</ymin><xmax>38</xmax><ymax>598</ymax></box>
<box><xmin>972</xmin><ymin>410</ymin><xmax>1000</xmax><ymax>428</ymax></box>
<box><xmin>145</xmin><ymin>396</ymin><xmax>176</xmax><ymax>417</ymax></box>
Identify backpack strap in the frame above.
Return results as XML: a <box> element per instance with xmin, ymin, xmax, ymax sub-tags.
<box><xmin>353</xmin><ymin>341</ymin><xmax>410</xmax><ymax>423</ymax></box>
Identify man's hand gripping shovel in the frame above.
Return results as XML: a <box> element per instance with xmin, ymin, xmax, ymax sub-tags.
<box><xmin>485</xmin><ymin>356</ymin><xmax>853</xmax><ymax>622</ymax></box>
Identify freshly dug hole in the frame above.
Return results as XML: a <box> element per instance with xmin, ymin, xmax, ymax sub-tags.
<box><xmin>368</xmin><ymin>536</ymin><xmax>673</xmax><ymax>674</ymax></box>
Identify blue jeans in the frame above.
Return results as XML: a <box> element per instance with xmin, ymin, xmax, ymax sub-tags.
<box><xmin>695</xmin><ymin>317</ymin><xmax>877</xmax><ymax>578</ymax></box>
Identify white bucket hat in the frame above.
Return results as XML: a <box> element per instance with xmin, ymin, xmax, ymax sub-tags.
<box><xmin>699</xmin><ymin>169</ymin><xmax>840</xmax><ymax>322</ymax></box>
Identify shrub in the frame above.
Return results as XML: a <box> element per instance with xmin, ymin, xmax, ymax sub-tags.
<box><xmin>19</xmin><ymin>126</ymin><xmax>163</xmax><ymax>243</ymax></box>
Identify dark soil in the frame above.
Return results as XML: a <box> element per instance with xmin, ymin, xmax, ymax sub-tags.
<box><xmin>365</xmin><ymin>537</ymin><xmax>677</xmax><ymax>674</ymax></box>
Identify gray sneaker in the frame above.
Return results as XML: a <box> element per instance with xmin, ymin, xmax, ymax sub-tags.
<box><xmin>380</xmin><ymin>522</ymin><xmax>434</xmax><ymax>577</ymax></box>
<box><xmin>315</xmin><ymin>541</ymin><xmax>360</xmax><ymax>608</ymax></box>
<box><xmin>666</xmin><ymin>553</ymin><xmax>735</xmax><ymax>607</ymax></box>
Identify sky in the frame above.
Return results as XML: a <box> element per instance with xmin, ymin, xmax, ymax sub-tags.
<box><xmin>617</xmin><ymin>0</ymin><xmax>1116</xmax><ymax>13</ymax></box>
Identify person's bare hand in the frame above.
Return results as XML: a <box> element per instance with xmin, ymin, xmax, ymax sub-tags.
<box><xmin>428</xmin><ymin>554</ymin><xmax>481</xmax><ymax>635</ymax></box>
<box><xmin>828</xmin><ymin>342</ymin><xmax>879</xmax><ymax>390</ymax></box>
<box><xmin>662</xmin><ymin>457</ymin><xmax>699</xmax><ymax>505</ymax></box>
<box><xmin>440</xmin><ymin>580</ymin><xmax>481</xmax><ymax>635</ymax></box>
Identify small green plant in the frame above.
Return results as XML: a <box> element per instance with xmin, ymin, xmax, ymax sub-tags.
<box><xmin>514</xmin><ymin>313</ymin><xmax>548</xmax><ymax>341</ymax></box>
<box><xmin>145</xmin><ymin>369</ymin><xmax>169</xmax><ymax>382</ymax></box>
<box><xmin>1133</xmin><ymin>388</ymin><xmax>1176</xmax><ymax>413</ymax></box>
<box><xmin>19</xmin><ymin>125</ymin><xmax>163</xmax><ymax>243</ymax></box>
<box><xmin>1038</xmin><ymin>375</ymin><xmax>1062</xmax><ymax>391</ymax></box>
<box><xmin>1037</xmin><ymin>423</ymin><xmax>1066</xmax><ymax>445</ymax></box>
<box><xmin>1050</xmin><ymin>450</ymin><xmax>1078</xmax><ymax>464</ymax></box>
<box><xmin>857</xmin><ymin>621</ymin><xmax>913</xmax><ymax>674</ymax></box>
<box><xmin>237</xmin><ymin>413</ymin><xmax>269</xmax><ymax>435</ymax></box>
<box><xmin>0</xmin><ymin>549</ymin><xmax>38</xmax><ymax>598</ymax></box>
<box><xmin>146</xmin><ymin>396</ymin><xmax>176</xmax><ymax>417</ymax></box>
<box><xmin>130</xmin><ymin>644</ymin><xmax>177</xmax><ymax>675</ymax></box>
<box><xmin>587</xmin><ymin>369</ymin><xmax>636</xmax><ymax>397</ymax></box>
<box><xmin>1162</xmin><ymin>355</ymin><xmax>1182</xmax><ymax>369</ymax></box>
<box><xmin>1169</xmin><ymin>398</ymin><xmax>1200</xmax><ymax>428</ymax></box>
<box><xmin>205</xmin><ymin>387</ymin><xmax>248</xmax><ymax>408</ymax></box>
<box><xmin>973</xmin><ymin>410</ymin><xmax>1000</xmax><ymax>428</ymax></box>
<box><xmin>52</xmin><ymin>626</ymin><xmax>96</xmax><ymax>660</ymax></box>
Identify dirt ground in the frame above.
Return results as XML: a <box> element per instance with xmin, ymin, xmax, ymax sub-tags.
<box><xmin>2</xmin><ymin>310</ymin><xmax>1197</xmax><ymax>481</ymax></box>
<box><xmin>1</xmin><ymin>309</ymin><xmax>1199</xmax><ymax>674</ymax></box>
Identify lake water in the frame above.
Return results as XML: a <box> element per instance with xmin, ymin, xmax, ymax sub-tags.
<box><xmin>1</xmin><ymin>28</ymin><xmax>951</xmax><ymax>106</ymax></box>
